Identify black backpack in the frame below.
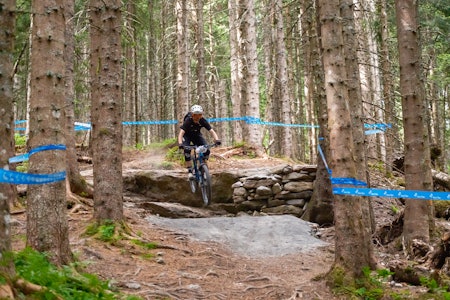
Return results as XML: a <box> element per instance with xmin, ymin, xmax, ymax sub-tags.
<box><xmin>183</xmin><ymin>112</ymin><xmax>192</xmax><ymax>123</ymax></box>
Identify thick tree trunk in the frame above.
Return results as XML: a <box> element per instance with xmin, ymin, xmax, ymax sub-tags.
<box><xmin>27</xmin><ymin>0</ymin><xmax>72</xmax><ymax>265</ymax></box>
<box><xmin>341</xmin><ymin>0</ymin><xmax>376</xmax><ymax>266</ymax></box>
<box><xmin>395</xmin><ymin>0</ymin><xmax>434</xmax><ymax>256</ymax></box>
<box><xmin>274</xmin><ymin>0</ymin><xmax>293</xmax><ymax>158</ymax></box>
<box><xmin>176</xmin><ymin>0</ymin><xmax>190</xmax><ymax>120</ymax></box>
<box><xmin>195</xmin><ymin>0</ymin><xmax>207</xmax><ymax>110</ymax></box>
<box><xmin>64</xmin><ymin>0</ymin><xmax>93</xmax><ymax>199</ymax></box>
<box><xmin>0</xmin><ymin>0</ymin><xmax>16</xmax><ymax>278</ymax></box>
<box><xmin>89</xmin><ymin>0</ymin><xmax>124</xmax><ymax>222</ymax></box>
<box><xmin>238</xmin><ymin>0</ymin><xmax>262</xmax><ymax>153</ymax></box>
<box><xmin>228</xmin><ymin>0</ymin><xmax>243</xmax><ymax>142</ymax></box>
<box><xmin>318</xmin><ymin>0</ymin><xmax>374</xmax><ymax>279</ymax></box>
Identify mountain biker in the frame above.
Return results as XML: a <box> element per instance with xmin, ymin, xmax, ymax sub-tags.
<box><xmin>178</xmin><ymin>104</ymin><xmax>221</xmax><ymax>179</ymax></box>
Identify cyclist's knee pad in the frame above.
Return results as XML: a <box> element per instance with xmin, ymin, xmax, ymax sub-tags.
<box><xmin>203</xmin><ymin>149</ymin><xmax>210</xmax><ymax>160</ymax></box>
<box><xmin>184</xmin><ymin>152</ymin><xmax>192</xmax><ymax>161</ymax></box>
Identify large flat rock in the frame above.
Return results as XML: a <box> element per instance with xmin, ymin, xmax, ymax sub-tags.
<box><xmin>146</xmin><ymin>214</ymin><xmax>328</xmax><ymax>257</ymax></box>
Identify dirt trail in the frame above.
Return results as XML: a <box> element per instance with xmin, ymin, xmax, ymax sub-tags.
<box><xmin>13</xmin><ymin>147</ymin><xmax>340</xmax><ymax>299</ymax></box>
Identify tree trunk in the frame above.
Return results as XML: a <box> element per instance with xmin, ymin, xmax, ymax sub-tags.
<box><xmin>176</xmin><ymin>0</ymin><xmax>190</xmax><ymax>120</ymax></box>
<box><xmin>395</xmin><ymin>0</ymin><xmax>434</xmax><ymax>256</ymax></box>
<box><xmin>0</xmin><ymin>0</ymin><xmax>17</xmax><ymax>278</ymax></box>
<box><xmin>64</xmin><ymin>0</ymin><xmax>93</xmax><ymax>199</ymax></box>
<box><xmin>89</xmin><ymin>0</ymin><xmax>124</xmax><ymax>222</ymax></box>
<box><xmin>301</xmin><ymin>0</ymin><xmax>334</xmax><ymax>225</ymax></box>
<box><xmin>27</xmin><ymin>0</ymin><xmax>72</xmax><ymax>265</ymax></box>
<box><xmin>238</xmin><ymin>0</ymin><xmax>262</xmax><ymax>153</ymax></box>
<box><xmin>379</xmin><ymin>0</ymin><xmax>396</xmax><ymax>175</ymax></box>
<box><xmin>195</xmin><ymin>0</ymin><xmax>207</xmax><ymax>110</ymax></box>
<box><xmin>300</xmin><ymin>0</ymin><xmax>317</xmax><ymax>163</ymax></box>
<box><xmin>274</xmin><ymin>0</ymin><xmax>293</xmax><ymax>158</ymax></box>
<box><xmin>123</xmin><ymin>1</ymin><xmax>136</xmax><ymax>147</ymax></box>
<box><xmin>318</xmin><ymin>0</ymin><xmax>374</xmax><ymax>279</ymax></box>
<box><xmin>229</xmin><ymin>0</ymin><xmax>243</xmax><ymax>142</ymax></box>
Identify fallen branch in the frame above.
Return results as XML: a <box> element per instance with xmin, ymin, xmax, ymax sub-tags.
<box><xmin>243</xmin><ymin>284</ymin><xmax>281</xmax><ymax>292</ymax></box>
<box><xmin>432</xmin><ymin>169</ymin><xmax>450</xmax><ymax>191</ymax></box>
<box><xmin>14</xmin><ymin>278</ymin><xmax>64</xmax><ymax>300</ymax></box>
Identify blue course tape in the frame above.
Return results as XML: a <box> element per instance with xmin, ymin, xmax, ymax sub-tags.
<box><xmin>74</xmin><ymin>122</ymin><xmax>91</xmax><ymax>131</ymax></box>
<box><xmin>331</xmin><ymin>177</ymin><xmax>367</xmax><ymax>186</ymax></box>
<box><xmin>333</xmin><ymin>187</ymin><xmax>450</xmax><ymax>201</ymax></box>
<box><xmin>365</xmin><ymin>129</ymin><xmax>385</xmax><ymax>135</ymax></box>
<box><xmin>208</xmin><ymin>117</ymin><xmax>248</xmax><ymax>123</ymax></box>
<box><xmin>15</xmin><ymin>118</ymin><xmax>391</xmax><ymax>131</ymax></box>
<box><xmin>9</xmin><ymin>144</ymin><xmax>66</xmax><ymax>163</ymax></box>
<box><xmin>364</xmin><ymin>123</ymin><xmax>391</xmax><ymax>130</ymax></box>
<box><xmin>0</xmin><ymin>169</ymin><xmax>66</xmax><ymax>184</ymax></box>
<box><xmin>123</xmin><ymin>120</ymin><xmax>178</xmax><ymax>125</ymax></box>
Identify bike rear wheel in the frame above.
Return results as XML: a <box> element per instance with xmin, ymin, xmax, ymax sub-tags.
<box><xmin>199</xmin><ymin>164</ymin><xmax>212</xmax><ymax>207</ymax></box>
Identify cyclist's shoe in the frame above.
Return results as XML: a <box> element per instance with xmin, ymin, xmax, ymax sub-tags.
<box><xmin>187</xmin><ymin>168</ymin><xmax>194</xmax><ymax>181</ymax></box>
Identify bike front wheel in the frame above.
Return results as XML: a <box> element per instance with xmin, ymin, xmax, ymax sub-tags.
<box><xmin>199</xmin><ymin>164</ymin><xmax>212</xmax><ymax>207</ymax></box>
<box><xmin>189</xmin><ymin>176</ymin><xmax>196</xmax><ymax>193</ymax></box>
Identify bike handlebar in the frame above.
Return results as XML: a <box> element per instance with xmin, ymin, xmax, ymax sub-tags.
<box><xmin>182</xmin><ymin>143</ymin><xmax>217</xmax><ymax>151</ymax></box>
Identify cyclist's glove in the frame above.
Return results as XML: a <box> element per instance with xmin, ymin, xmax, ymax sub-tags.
<box><xmin>178</xmin><ymin>144</ymin><xmax>184</xmax><ymax>150</ymax></box>
<box><xmin>215</xmin><ymin>140</ymin><xmax>222</xmax><ymax>146</ymax></box>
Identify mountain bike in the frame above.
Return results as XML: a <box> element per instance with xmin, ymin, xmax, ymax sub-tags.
<box><xmin>182</xmin><ymin>144</ymin><xmax>216</xmax><ymax>207</ymax></box>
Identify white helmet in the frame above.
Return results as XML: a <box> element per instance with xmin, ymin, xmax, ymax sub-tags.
<box><xmin>191</xmin><ymin>104</ymin><xmax>204</xmax><ymax>114</ymax></box>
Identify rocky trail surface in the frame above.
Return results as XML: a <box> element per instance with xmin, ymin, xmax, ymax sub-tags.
<box><xmin>12</xmin><ymin>146</ymin><xmax>439</xmax><ymax>299</ymax></box>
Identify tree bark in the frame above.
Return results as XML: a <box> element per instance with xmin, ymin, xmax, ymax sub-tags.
<box><xmin>238</xmin><ymin>0</ymin><xmax>263</xmax><ymax>153</ymax></box>
<box><xmin>89</xmin><ymin>0</ymin><xmax>124</xmax><ymax>222</ymax></box>
<box><xmin>27</xmin><ymin>0</ymin><xmax>72</xmax><ymax>265</ymax></box>
<box><xmin>195</xmin><ymin>0</ymin><xmax>207</xmax><ymax>110</ymax></box>
<box><xmin>176</xmin><ymin>0</ymin><xmax>190</xmax><ymax>120</ymax></box>
<box><xmin>64</xmin><ymin>0</ymin><xmax>93</xmax><ymax>199</ymax></box>
<box><xmin>0</xmin><ymin>0</ymin><xmax>17</xmax><ymax>278</ymax></box>
<box><xmin>341</xmin><ymin>0</ymin><xmax>376</xmax><ymax>265</ymax></box>
<box><xmin>318</xmin><ymin>0</ymin><xmax>374</xmax><ymax>278</ymax></box>
<box><xmin>379</xmin><ymin>0</ymin><xmax>396</xmax><ymax>175</ymax></box>
<box><xmin>395</xmin><ymin>0</ymin><xmax>434</xmax><ymax>256</ymax></box>
<box><xmin>274</xmin><ymin>0</ymin><xmax>293</xmax><ymax>158</ymax></box>
<box><xmin>229</xmin><ymin>0</ymin><xmax>243</xmax><ymax>142</ymax></box>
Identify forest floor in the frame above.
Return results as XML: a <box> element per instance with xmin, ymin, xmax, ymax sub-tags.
<box><xmin>10</xmin><ymin>146</ymin><xmax>437</xmax><ymax>299</ymax></box>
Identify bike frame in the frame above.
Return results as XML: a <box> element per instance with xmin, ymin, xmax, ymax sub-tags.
<box><xmin>184</xmin><ymin>144</ymin><xmax>214</xmax><ymax>180</ymax></box>
<box><xmin>184</xmin><ymin>144</ymin><xmax>215</xmax><ymax>206</ymax></box>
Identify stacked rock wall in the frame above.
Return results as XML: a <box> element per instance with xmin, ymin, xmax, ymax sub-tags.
<box><xmin>231</xmin><ymin>165</ymin><xmax>317</xmax><ymax>217</ymax></box>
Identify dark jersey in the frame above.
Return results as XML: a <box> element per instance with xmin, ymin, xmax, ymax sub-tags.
<box><xmin>180</xmin><ymin>117</ymin><xmax>212</xmax><ymax>137</ymax></box>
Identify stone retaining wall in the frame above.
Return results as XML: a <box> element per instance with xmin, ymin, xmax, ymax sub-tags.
<box><xmin>231</xmin><ymin>165</ymin><xmax>317</xmax><ymax>217</ymax></box>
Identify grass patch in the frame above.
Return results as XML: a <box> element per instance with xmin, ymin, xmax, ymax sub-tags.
<box><xmin>131</xmin><ymin>239</ymin><xmax>158</xmax><ymax>250</ymax></box>
<box><xmin>84</xmin><ymin>220</ymin><xmax>121</xmax><ymax>243</ymax></box>
<box><xmin>15</xmin><ymin>134</ymin><xmax>27</xmax><ymax>147</ymax></box>
<box><xmin>330</xmin><ymin>266</ymin><xmax>393</xmax><ymax>300</ymax></box>
<box><xmin>11</xmin><ymin>247</ymin><xmax>142</xmax><ymax>299</ymax></box>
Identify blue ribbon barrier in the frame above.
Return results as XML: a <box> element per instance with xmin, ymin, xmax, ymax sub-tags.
<box><xmin>123</xmin><ymin>120</ymin><xmax>178</xmax><ymax>125</ymax></box>
<box><xmin>4</xmin><ymin>144</ymin><xmax>67</xmax><ymax>184</ymax></box>
<box><xmin>9</xmin><ymin>144</ymin><xmax>66</xmax><ymax>163</ymax></box>
<box><xmin>333</xmin><ymin>187</ymin><xmax>450</xmax><ymax>201</ymax></box>
<box><xmin>15</xmin><ymin>118</ymin><xmax>392</xmax><ymax>133</ymax></box>
<box><xmin>331</xmin><ymin>177</ymin><xmax>367</xmax><ymax>186</ymax></box>
<box><xmin>365</xmin><ymin>129</ymin><xmax>385</xmax><ymax>135</ymax></box>
<box><xmin>364</xmin><ymin>123</ymin><xmax>391</xmax><ymax>130</ymax></box>
<box><xmin>74</xmin><ymin>122</ymin><xmax>91</xmax><ymax>131</ymax></box>
<box><xmin>208</xmin><ymin>117</ymin><xmax>249</xmax><ymax>123</ymax></box>
<box><xmin>0</xmin><ymin>169</ymin><xmax>66</xmax><ymax>184</ymax></box>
